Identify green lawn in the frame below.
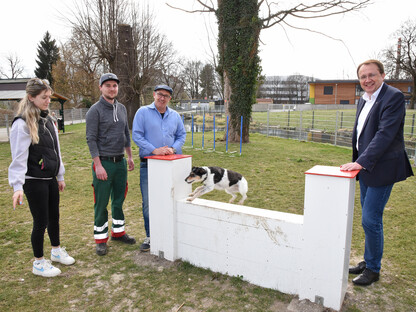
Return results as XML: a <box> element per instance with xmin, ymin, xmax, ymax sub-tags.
<box><xmin>0</xmin><ymin>123</ymin><xmax>414</xmax><ymax>311</ymax></box>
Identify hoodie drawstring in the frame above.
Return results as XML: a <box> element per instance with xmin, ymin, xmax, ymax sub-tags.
<box><xmin>113</xmin><ymin>104</ymin><xmax>119</xmax><ymax>122</ymax></box>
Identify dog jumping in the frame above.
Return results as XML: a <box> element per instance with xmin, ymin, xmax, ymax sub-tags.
<box><xmin>185</xmin><ymin>166</ymin><xmax>248</xmax><ymax>204</ymax></box>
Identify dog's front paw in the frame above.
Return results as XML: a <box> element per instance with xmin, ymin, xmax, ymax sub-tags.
<box><xmin>186</xmin><ymin>197</ymin><xmax>194</xmax><ymax>202</ymax></box>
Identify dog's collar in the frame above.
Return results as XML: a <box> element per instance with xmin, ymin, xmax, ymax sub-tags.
<box><xmin>202</xmin><ymin>176</ymin><xmax>207</xmax><ymax>183</ymax></box>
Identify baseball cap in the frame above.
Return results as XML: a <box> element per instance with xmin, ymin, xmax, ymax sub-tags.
<box><xmin>154</xmin><ymin>84</ymin><xmax>173</xmax><ymax>95</ymax></box>
<box><xmin>99</xmin><ymin>73</ymin><xmax>120</xmax><ymax>86</ymax></box>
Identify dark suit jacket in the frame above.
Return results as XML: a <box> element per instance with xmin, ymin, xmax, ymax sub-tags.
<box><xmin>352</xmin><ymin>83</ymin><xmax>413</xmax><ymax>187</ymax></box>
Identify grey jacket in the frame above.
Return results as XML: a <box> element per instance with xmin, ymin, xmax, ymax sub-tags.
<box><xmin>86</xmin><ymin>96</ymin><xmax>131</xmax><ymax>158</ymax></box>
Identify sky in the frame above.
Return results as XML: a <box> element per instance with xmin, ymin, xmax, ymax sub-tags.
<box><xmin>1</xmin><ymin>0</ymin><xmax>415</xmax><ymax>80</ymax></box>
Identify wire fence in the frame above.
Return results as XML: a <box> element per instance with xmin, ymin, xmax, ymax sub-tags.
<box><xmin>1</xmin><ymin>106</ymin><xmax>415</xmax><ymax>161</ymax></box>
<box><xmin>183</xmin><ymin>108</ymin><xmax>416</xmax><ymax>160</ymax></box>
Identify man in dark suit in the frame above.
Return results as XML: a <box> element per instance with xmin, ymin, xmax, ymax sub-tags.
<box><xmin>341</xmin><ymin>59</ymin><xmax>413</xmax><ymax>286</ymax></box>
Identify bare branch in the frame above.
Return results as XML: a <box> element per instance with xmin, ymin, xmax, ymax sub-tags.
<box><xmin>262</xmin><ymin>0</ymin><xmax>372</xmax><ymax>29</ymax></box>
<box><xmin>279</xmin><ymin>20</ymin><xmax>358</xmax><ymax>68</ymax></box>
<box><xmin>1</xmin><ymin>53</ymin><xmax>25</xmax><ymax>79</ymax></box>
<box><xmin>166</xmin><ymin>0</ymin><xmax>215</xmax><ymax>14</ymax></box>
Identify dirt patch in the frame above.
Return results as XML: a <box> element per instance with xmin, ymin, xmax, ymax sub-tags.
<box><xmin>132</xmin><ymin>251</ymin><xmax>178</xmax><ymax>270</ymax></box>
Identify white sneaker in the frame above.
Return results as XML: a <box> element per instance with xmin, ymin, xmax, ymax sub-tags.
<box><xmin>33</xmin><ymin>260</ymin><xmax>61</xmax><ymax>277</ymax></box>
<box><xmin>51</xmin><ymin>247</ymin><xmax>75</xmax><ymax>265</ymax></box>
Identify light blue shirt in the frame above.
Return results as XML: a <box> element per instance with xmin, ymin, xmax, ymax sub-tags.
<box><xmin>132</xmin><ymin>102</ymin><xmax>186</xmax><ymax>158</ymax></box>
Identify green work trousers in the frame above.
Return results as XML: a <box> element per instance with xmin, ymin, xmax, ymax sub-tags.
<box><xmin>92</xmin><ymin>158</ymin><xmax>127</xmax><ymax>243</ymax></box>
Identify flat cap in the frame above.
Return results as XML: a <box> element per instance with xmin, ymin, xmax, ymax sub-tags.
<box><xmin>154</xmin><ymin>84</ymin><xmax>173</xmax><ymax>95</ymax></box>
<box><xmin>99</xmin><ymin>73</ymin><xmax>120</xmax><ymax>86</ymax></box>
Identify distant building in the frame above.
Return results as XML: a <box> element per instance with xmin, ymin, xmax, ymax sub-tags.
<box><xmin>308</xmin><ymin>79</ymin><xmax>413</xmax><ymax>106</ymax></box>
<box><xmin>257</xmin><ymin>75</ymin><xmax>313</xmax><ymax>104</ymax></box>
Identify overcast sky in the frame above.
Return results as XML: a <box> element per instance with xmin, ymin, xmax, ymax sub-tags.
<box><xmin>1</xmin><ymin>0</ymin><xmax>415</xmax><ymax>80</ymax></box>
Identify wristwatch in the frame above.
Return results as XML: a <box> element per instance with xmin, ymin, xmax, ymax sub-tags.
<box><xmin>172</xmin><ymin>148</ymin><xmax>177</xmax><ymax>154</ymax></box>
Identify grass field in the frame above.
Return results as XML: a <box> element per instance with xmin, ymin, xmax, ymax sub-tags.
<box><xmin>0</xmin><ymin>123</ymin><xmax>414</xmax><ymax>311</ymax></box>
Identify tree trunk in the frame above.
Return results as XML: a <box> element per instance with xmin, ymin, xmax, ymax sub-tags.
<box><xmin>217</xmin><ymin>0</ymin><xmax>260</xmax><ymax>144</ymax></box>
<box><xmin>114</xmin><ymin>24</ymin><xmax>141</xmax><ymax>128</ymax></box>
<box><xmin>411</xmin><ymin>78</ymin><xmax>416</xmax><ymax>109</ymax></box>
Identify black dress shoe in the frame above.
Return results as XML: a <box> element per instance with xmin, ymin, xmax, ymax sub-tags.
<box><xmin>352</xmin><ymin>268</ymin><xmax>379</xmax><ymax>286</ymax></box>
<box><xmin>111</xmin><ymin>233</ymin><xmax>136</xmax><ymax>244</ymax></box>
<box><xmin>349</xmin><ymin>261</ymin><xmax>366</xmax><ymax>274</ymax></box>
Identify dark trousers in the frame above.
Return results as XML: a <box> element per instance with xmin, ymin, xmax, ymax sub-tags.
<box><xmin>23</xmin><ymin>178</ymin><xmax>60</xmax><ymax>258</ymax></box>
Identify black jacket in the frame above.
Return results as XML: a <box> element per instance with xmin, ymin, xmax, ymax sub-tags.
<box><xmin>13</xmin><ymin>113</ymin><xmax>60</xmax><ymax>178</ymax></box>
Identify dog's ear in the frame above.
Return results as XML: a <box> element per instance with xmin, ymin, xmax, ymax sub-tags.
<box><xmin>196</xmin><ymin>167</ymin><xmax>207</xmax><ymax>175</ymax></box>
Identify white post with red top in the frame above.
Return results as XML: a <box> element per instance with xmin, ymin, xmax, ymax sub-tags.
<box><xmin>299</xmin><ymin>165</ymin><xmax>358</xmax><ymax>310</ymax></box>
<box><xmin>147</xmin><ymin>154</ymin><xmax>192</xmax><ymax>261</ymax></box>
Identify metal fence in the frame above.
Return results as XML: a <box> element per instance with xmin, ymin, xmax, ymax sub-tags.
<box><xmin>1</xmin><ymin>106</ymin><xmax>415</xmax><ymax>161</ymax></box>
<box><xmin>184</xmin><ymin>106</ymin><xmax>416</xmax><ymax>161</ymax></box>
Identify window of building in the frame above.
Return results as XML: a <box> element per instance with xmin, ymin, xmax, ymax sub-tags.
<box><xmin>340</xmin><ymin>100</ymin><xmax>350</xmax><ymax>104</ymax></box>
<box><xmin>324</xmin><ymin>86</ymin><xmax>333</xmax><ymax>95</ymax></box>
<box><xmin>355</xmin><ymin>84</ymin><xmax>364</xmax><ymax>97</ymax></box>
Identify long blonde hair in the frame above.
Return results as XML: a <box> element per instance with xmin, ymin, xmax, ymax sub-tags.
<box><xmin>16</xmin><ymin>78</ymin><xmax>53</xmax><ymax>144</ymax></box>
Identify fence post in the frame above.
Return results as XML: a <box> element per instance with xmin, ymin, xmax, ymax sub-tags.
<box><xmin>267</xmin><ymin>107</ymin><xmax>270</xmax><ymax>137</ymax></box>
<box><xmin>312</xmin><ymin>110</ymin><xmax>315</xmax><ymax>129</ymax></box>
<box><xmin>411</xmin><ymin>114</ymin><xmax>415</xmax><ymax>137</ymax></box>
<box><xmin>202</xmin><ymin>113</ymin><xmax>205</xmax><ymax>150</ymax></box>
<box><xmin>299</xmin><ymin>111</ymin><xmax>303</xmax><ymax>141</ymax></box>
<box><xmin>334</xmin><ymin>111</ymin><xmax>339</xmax><ymax>146</ymax></box>
<box><xmin>213</xmin><ymin>115</ymin><xmax>216</xmax><ymax>151</ymax></box>
<box><xmin>287</xmin><ymin>110</ymin><xmax>290</xmax><ymax>127</ymax></box>
<box><xmin>5</xmin><ymin>115</ymin><xmax>10</xmax><ymax>141</ymax></box>
<box><xmin>191</xmin><ymin>115</ymin><xmax>194</xmax><ymax>148</ymax></box>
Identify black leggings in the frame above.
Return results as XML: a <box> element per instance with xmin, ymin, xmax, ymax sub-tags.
<box><xmin>23</xmin><ymin>178</ymin><xmax>60</xmax><ymax>258</ymax></box>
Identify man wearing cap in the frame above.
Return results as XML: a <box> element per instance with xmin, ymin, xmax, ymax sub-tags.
<box><xmin>132</xmin><ymin>85</ymin><xmax>186</xmax><ymax>252</ymax></box>
<box><xmin>86</xmin><ymin>73</ymin><xmax>136</xmax><ymax>256</ymax></box>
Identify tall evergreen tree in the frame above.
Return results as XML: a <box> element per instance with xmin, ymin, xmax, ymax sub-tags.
<box><xmin>34</xmin><ymin>31</ymin><xmax>59</xmax><ymax>85</ymax></box>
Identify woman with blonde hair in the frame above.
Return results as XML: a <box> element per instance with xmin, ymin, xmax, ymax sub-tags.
<box><xmin>8</xmin><ymin>78</ymin><xmax>75</xmax><ymax>277</ymax></box>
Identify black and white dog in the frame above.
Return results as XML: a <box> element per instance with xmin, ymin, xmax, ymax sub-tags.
<box><xmin>185</xmin><ymin>166</ymin><xmax>248</xmax><ymax>204</ymax></box>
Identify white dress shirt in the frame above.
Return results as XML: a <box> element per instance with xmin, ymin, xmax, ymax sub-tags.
<box><xmin>356</xmin><ymin>83</ymin><xmax>384</xmax><ymax>151</ymax></box>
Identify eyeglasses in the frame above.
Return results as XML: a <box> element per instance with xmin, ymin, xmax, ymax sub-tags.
<box><xmin>359</xmin><ymin>73</ymin><xmax>379</xmax><ymax>81</ymax></box>
<box><xmin>156</xmin><ymin>92</ymin><xmax>171</xmax><ymax>99</ymax></box>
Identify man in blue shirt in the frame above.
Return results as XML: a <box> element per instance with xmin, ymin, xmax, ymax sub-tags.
<box><xmin>132</xmin><ymin>85</ymin><xmax>186</xmax><ymax>252</ymax></box>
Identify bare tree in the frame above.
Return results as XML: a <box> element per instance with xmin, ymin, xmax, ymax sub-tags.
<box><xmin>169</xmin><ymin>0</ymin><xmax>371</xmax><ymax>142</ymax></box>
<box><xmin>182</xmin><ymin>60</ymin><xmax>203</xmax><ymax>99</ymax></box>
<box><xmin>157</xmin><ymin>56</ymin><xmax>186</xmax><ymax>100</ymax></box>
<box><xmin>67</xmin><ymin>0</ymin><xmax>129</xmax><ymax>70</ymax></box>
<box><xmin>131</xmin><ymin>6</ymin><xmax>176</xmax><ymax>108</ymax></box>
<box><xmin>0</xmin><ymin>53</ymin><xmax>25</xmax><ymax>79</ymax></box>
<box><xmin>52</xmin><ymin>30</ymin><xmax>103</xmax><ymax>107</ymax></box>
<box><xmin>286</xmin><ymin>74</ymin><xmax>309</xmax><ymax>104</ymax></box>
<box><xmin>67</xmin><ymin>0</ymin><xmax>176</xmax><ymax>126</ymax></box>
<box><xmin>258</xmin><ymin>76</ymin><xmax>282</xmax><ymax>101</ymax></box>
<box><xmin>382</xmin><ymin>19</ymin><xmax>416</xmax><ymax>108</ymax></box>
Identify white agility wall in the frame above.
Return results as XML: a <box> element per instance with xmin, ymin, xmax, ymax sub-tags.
<box><xmin>147</xmin><ymin>156</ymin><xmax>358</xmax><ymax>311</ymax></box>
